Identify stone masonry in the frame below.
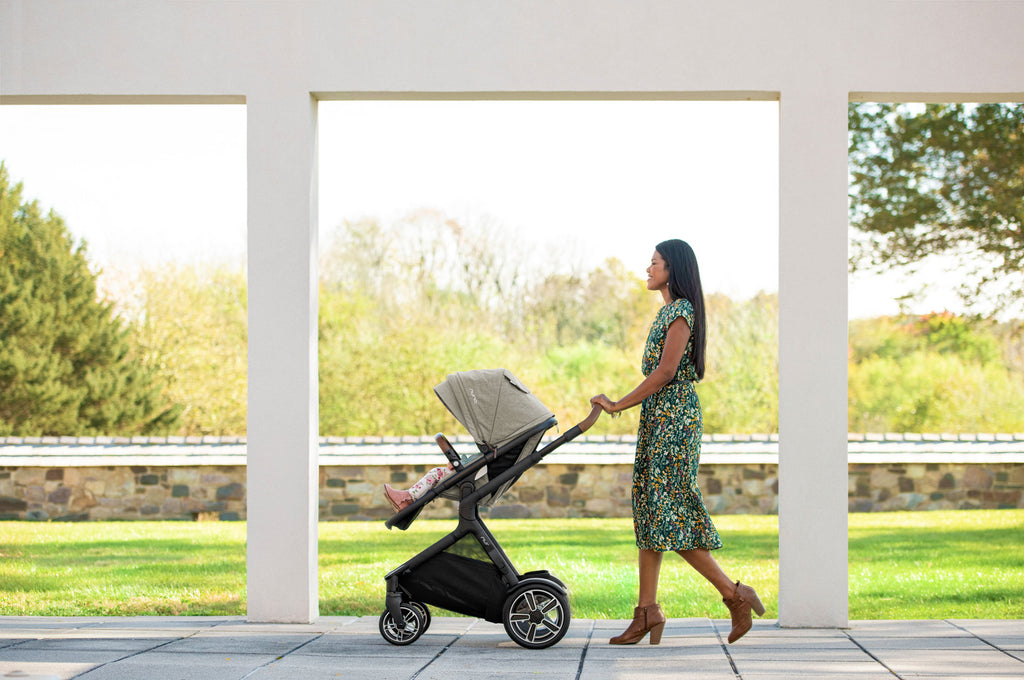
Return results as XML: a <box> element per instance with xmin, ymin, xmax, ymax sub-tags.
<box><xmin>1</xmin><ymin>434</ymin><xmax>1021</xmax><ymax>521</ymax></box>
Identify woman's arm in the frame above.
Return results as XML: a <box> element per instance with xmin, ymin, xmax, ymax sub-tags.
<box><xmin>591</xmin><ymin>316</ymin><xmax>690</xmax><ymax>415</ymax></box>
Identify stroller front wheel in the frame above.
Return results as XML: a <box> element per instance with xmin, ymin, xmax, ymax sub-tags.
<box><xmin>502</xmin><ymin>583</ymin><xmax>571</xmax><ymax>649</ymax></box>
<box><xmin>379</xmin><ymin>603</ymin><xmax>426</xmax><ymax>646</ymax></box>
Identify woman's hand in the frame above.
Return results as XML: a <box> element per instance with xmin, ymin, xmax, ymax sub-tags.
<box><xmin>590</xmin><ymin>394</ymin><xmax>617</xmax><ymax>414</ymax></box>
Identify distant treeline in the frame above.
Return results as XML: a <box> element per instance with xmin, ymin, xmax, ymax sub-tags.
<box><xmin>121</xmin><ymin>215</ymin><xmax>1024</xmax><ymax>437</ymax></box>
<box><xmin>4</xmin><ymin>186</ymin><xmax>1023</xmax><ymax>436</ymax></box>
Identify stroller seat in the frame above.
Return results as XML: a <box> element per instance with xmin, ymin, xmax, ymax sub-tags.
<box><xmin>386</xmin><ymin>369</ymin><xmax>555</xmax><ymax>530</ymax></box>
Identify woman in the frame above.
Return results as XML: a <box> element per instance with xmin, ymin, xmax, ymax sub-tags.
<box><xmin>591</xmin><ymin>239</ymin><xmax>764</xmax><ymax>646</ymax></box>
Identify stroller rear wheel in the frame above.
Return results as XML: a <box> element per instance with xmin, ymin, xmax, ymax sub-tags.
<box><xmin>502</xmin><ymin>583</ymin><xmax>571</xmax><ymax>649</ymax></box>
<box><xmin>408</xmin><ymin>601</ymin><xmax>431</xmax><ymax>631</ymax></box>
<box><xmin>379</xmin><ymin>602</ymin><xmax>427</xmax><ymax>646</ymax></box>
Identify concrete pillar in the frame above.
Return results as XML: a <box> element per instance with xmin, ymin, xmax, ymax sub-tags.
<box><xmin>246</xmin><ymin>91</ymin><xmax>320</xmax><ymax>623</ymax></box>
<box><xmin>777</xmin><ymin>88</ymin><xmax>850</xmax><ymax>628</ymax></box>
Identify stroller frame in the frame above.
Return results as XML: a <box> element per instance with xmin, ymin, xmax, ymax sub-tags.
<box><xmin>381</xmin><ymin>406</ymin><xmax>600</xmax><ymax>649</ymax></box>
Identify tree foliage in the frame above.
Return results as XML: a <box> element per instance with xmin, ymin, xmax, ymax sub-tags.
<box><xmin>111</xmin><ymin>263</ymin><xmax>247</xmax><ymax>436</ymax></box>
<box><xmin>848</xmin><ymin>313</ymin><xmax>1024</xmax><ymax>432</ymax></box>
<box><xmin>317</xmin><ymin>214</ymin><xmax>779</xmax><ymax>436</ymax></box>
<box><xmin>7</xmin><ymin>162</ymin><xmax>1020</xmax><ymax>438</ymax></box>
<box><xmin>700</xmin><ymin>293</ymin><xmax>778</xmax><ymax>433</ymax></box>
<box><xmin>0</xmin><ymin>163</ymin><xmax>180</xmax><ymax>436</ymax></box>
<box><xmin>849</xmin><ymin>103</ymin><xmax>1024</xmax><ymax>313</ymax></box>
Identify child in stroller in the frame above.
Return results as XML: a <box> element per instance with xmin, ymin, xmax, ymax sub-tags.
<box><xmin>379</xmin><ymin>368</ymin><xmax>601</xmax><ymax>649</ymax></box>
<box><xmin>382</xmin><ymin>432</ymin><xmax>467</xmax><ymax>512</ymax></box>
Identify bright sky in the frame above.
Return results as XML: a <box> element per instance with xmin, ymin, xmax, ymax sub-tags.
<box><xmin>0</xmin><ymin>101</ymin><xmax>957</xmax><ymax>318</ymax></box>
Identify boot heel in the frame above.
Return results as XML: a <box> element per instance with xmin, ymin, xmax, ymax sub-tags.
<box><xmin>649</xmin><ymin>622</ymin><xmax>665</xmax><ymax>645</ymax></box>
<box><xmin>750</xmin><ymin>591</ymin><xmax>766</xmax><ymax>617</ymax></box>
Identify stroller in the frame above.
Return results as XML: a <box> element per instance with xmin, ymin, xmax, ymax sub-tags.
<box><xmin>379</xmin><ymin>368</ymin><xmax>601</xmax><ymax>649</ymax></box>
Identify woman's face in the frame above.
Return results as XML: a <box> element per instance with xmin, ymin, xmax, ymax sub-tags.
<box><xmin>646</xmin><ymin>250</ymin><xmax>670</xmax><ymax>292</ymax></box>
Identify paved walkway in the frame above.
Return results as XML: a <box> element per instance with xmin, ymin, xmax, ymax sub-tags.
<box><xmin>1</xmin><ymin>616</ymin><xmax>1021</xmax><ymax>679</ymax></box>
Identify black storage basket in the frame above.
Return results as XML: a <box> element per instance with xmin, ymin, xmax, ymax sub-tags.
<box><xmin>398</xmin><ymin>551</ymin><xmax>507</xmax><ymax>623</ymax></box>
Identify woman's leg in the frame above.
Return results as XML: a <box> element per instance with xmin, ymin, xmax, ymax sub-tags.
<box><xmin>610</xmin><ymin>549</ymin><xmax>668</xmax><ymax>645</ymax></box>
<box><xmin>676</xmin><ymin>548</ymin><xmax>736</xmax><ymax>599</ymax></box>
<box><xmin>678</xmin><ymin>548</ymin><xmax>764</xmax><ymax>644</ymax></box>
<box><xmin>638</xmin><ymin>549</ymin><xmax>664</xmax><ymax>606</ymax></box>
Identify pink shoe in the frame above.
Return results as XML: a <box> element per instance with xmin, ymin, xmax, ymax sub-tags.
<box><xmin>384</xmin><ymin>484</ymin><xmax>413</xmax><ymax>512</ymax></box>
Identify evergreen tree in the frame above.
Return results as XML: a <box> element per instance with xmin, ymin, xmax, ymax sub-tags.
<box><xmin>0</xmin><ymin>162</ymin><xmax>181</xmax><ymax>436</ymax></box>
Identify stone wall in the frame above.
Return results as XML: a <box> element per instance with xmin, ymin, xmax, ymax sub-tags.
<box><xmin>2</xmin><ymin>452</ymin><xmax>1022</xmax><ymax>521</ymax></box>
<box><xmin>0</xmin><ymin>465</ymin><xmax>247</xmax><ymax>522</ymax></box>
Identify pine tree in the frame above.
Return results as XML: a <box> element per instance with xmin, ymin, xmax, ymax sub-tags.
<box><xmin>0</xmin><ymin>162</ymin><xmax>181</xmax><ymax>436</ymax></box>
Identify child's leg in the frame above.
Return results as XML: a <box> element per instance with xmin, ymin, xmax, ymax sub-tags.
<box><xmin>408</xmin><ymin>464</ymin><xmax>454</xmax><ymax>499</ymax></box>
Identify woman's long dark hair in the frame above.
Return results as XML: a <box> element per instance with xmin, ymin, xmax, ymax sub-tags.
<box><xmin>656</xmin><ymin>239</ymin><xmax>706</xmax><ymax>380</ymax></box>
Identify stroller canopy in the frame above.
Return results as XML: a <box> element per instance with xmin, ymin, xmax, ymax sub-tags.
<box><xmin>434</xmin><ymin>369</ymin><xmax>554</xmax><ymax>449</ymax></box>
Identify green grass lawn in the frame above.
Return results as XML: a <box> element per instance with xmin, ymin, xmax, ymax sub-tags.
<box><xmin>1</xmin><ymin>510</ymin><xmax>1021</xmax><ymax>619</ymax></box>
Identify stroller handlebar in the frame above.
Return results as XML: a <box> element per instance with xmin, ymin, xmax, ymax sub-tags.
<box><xmin>576</xmin><ymin>404</ymin><xmax>603</xmax><ymax>434</ymax></box>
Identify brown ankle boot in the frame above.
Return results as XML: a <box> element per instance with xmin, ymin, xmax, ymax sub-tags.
<box><xmin>609</xmin><ymin>604</ymin><xmax>666</xmax><ymax>645</ymax></box>
<box><xmin>722</xmin><ymin>581</ymin><xmax>765</xmax><ymax>644</ymax></box>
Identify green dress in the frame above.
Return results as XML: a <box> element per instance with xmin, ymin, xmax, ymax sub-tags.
<box><xmin>632</xmin><ymin>297</ymin><xmax>723</xmax><ymax>552</ymax></box>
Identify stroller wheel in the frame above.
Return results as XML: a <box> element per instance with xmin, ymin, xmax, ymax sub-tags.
<box><xmin>502</xmin><ymin>583</ymin><xmax>571</xmax><ymax>649</ymax></box>
<box><xmin>408</xmin><ymin>601</ymin><xmax>431</xmax><ymax>631</ymax></box>
<box><xmin>379</xmin><ymin>603</ymin><xmax>426</xmax><ymax>646</ymax></box>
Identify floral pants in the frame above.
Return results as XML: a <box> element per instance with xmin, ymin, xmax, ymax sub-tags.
<box><xmin>408</xmin><ymin>465</ymin><xmax>454</xmax><ymax>499</ymax></box>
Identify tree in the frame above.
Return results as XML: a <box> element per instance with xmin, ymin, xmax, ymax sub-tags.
<box><xmin>114</xmin><ymin>263</ymin><xmax>247</xmax><ymax>436</ymax></box>
<box><xmin>848</xmin><ymin>103</ymin><xmax>1024</xmax><ymax>313</ymax></box>
<box><xmin>0</xmin><ymin>163</ymin><xmax>181</xmax><ymax>435</ymax></box>
<box><xmin>847</xmin><ymin>312</ymin><xmax>1024</xmax><ymax>432</ymax></box>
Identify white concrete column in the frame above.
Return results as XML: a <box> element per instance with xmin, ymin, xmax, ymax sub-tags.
<box><xmin>777</xmin><ymin>88</ymin><xmax>849</xmax><ymax>628</ymax></box>
<box><xmin>246</xmin><ymin>90</ymin><xmax>319</xmax><ymax>623</ymax></box>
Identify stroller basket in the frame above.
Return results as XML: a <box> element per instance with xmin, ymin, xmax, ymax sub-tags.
<box><xmin>398</xmin><ymin>551</ymin><xmax>506</xmax><ymax>623</ymax></box>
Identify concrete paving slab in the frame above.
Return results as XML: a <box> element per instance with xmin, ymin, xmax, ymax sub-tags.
<box><xmin>296</xmin><ymin>634</ymin><xmax>448</xmax><ymax>657</ymax></box>
<box><xmin>585</xmin><ymin>642</ymin><xmax>726</xmax><ymax>658</ymax></box>
<box><xmin>39</xmin><ymin>628</ymin><xmax>201</xmax><ymax>640</ymax></box>
<box><xmin>439</xmin><ymin>642</ymin><xmax>584</xmax><ymax>660</ymax></box>
<box><xmin>851</xmin><ymin>635</ymin><xmax>995</xmax><ymax>650</ymax></box>
<box><xmin>981</xmin><ymin>637</ymin><xmax>1024</xmax><ymax>651</ymax></box>
<box><xmin>10</xmin><ymin>637</ymin><xmax>175</xmax><ymax>653</ymax></box>
<box><xmin>0</xmin><ymin>649</ymin><xmax>122</xmax><ymax>680</ymax></box>
<box><xmin>845</xmin><ymin>620</ymin><xmax>971</xmax><ymax>636</ymax></box>
<box><xmin>1</xmin><ymin>617</ymin><xmax>1022</xmax><ymax>680</ymax></box>
<box><xmin>733</xmin><ymin>659</ymin><xmax>892</xmax><ymax>675</ymax></box>
<box><xmin>71</xmin><ymin>651</ymin><xmax>277</xmax><ymax>680</ymax></box>
<box><xmin>417</xmin><ymin>669</ymin><xmax>579</xmax><ymax>680</ymax></box>
<box><xmin>205</xmin><ymin>622</ymin><xmax>339</xmax><ymax>634</ymax></box>
<box><xmin>0</xmin><ymin>649</ymin><xmax>128</xmax><ymax>665</ymax></box>
<box><xmin>741</xmin><ymin>674</ymin><xmax>897</xmax><ymax>680</ymax></box>
<box><xmin>949</xmin><ymin>620</ymin><xmax>1024</xmax><ymax>637</ymax></box>
<box><xmin>0</xmin><ymin>617</ymin><xmax>108</xmax><ymax>628</ymax></box>
<box><xmin>77</xmin><ymin>616</ymin><xmax>234</xmax><ymax>629</ymax></box>
<box><xmin>247</xmin><ymin>653</ymin><xmax>430</xmax><ymax>679</ymax></box>
<box><xmin>424</xmin><ymin>653</ymin><xmax>583</xmax><ymax>677</ymax></box>
<box><xmin>578</xmin><ymin>656</ymin><xmax>737</xmax><ymax>680</ymax></box>
<box><xmin>871</xmin><ymin>648</ymin><xmax>1024</xmax><ymax>677</ymax></box>
<box><xmin>0</xmin><ymin>658</ymin><xmax>98</xmax><ymax>680</ymax></box>
<box><xmin>154</xmin><ymin>632</ymin><xmax>321</xmax><ymax>656</ymax></box>
<box><xmin>727</xmin><ymin>636</ymin><xmax>862</xmax><ymax>649</ymax></box>
<box><xmin>899</xmin><ymin>677</ymin><xmax>1024</xmax><ymax>680</ymax></box>
<box><xmin>727</xmin><ymin>648</ymin><xmax>873</xmax><ymax>662</ymax></box>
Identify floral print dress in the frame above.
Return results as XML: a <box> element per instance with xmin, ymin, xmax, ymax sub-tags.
<box><xmin>632</xmin><ymin>297</ymin><xmax>723</xmax><ymax>552</ymax></box>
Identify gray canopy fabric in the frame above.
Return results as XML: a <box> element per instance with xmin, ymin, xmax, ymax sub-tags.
<box><xmin>434</xmin><ymin>369</ymin><xmax>554</xmax><ymax>449</ymax></box>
